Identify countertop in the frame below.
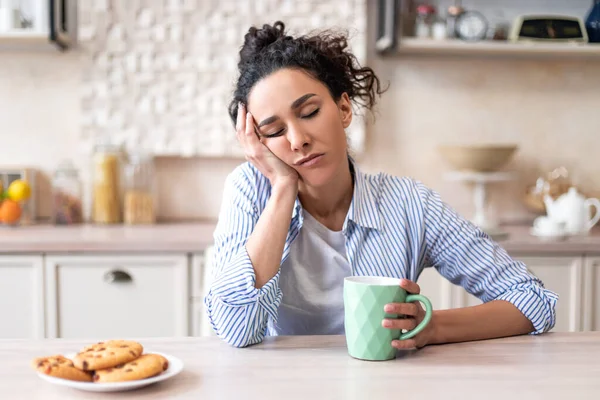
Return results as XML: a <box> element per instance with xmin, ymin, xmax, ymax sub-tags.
<box><xmin>0</xmin><ymin>222</ymin><xmax>218</xmax><ymax>253</ymax></box>
<box><xmin>2</xmin><ymin>333</ymin><xmax>600</xmax><ymax>399</ymax></box>
<box><xmin>0</xmin><ymin>222</ymin><xmax>599</xmax><ymax>254</ymax></box>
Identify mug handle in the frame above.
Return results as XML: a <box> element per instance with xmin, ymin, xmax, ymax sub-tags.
<box><xmin>398</xmin><ymin>294</ymin><xmax>433</xmax><ymax>340</ymax></box>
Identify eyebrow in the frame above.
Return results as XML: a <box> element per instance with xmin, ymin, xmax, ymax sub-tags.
<box><xmin>257</xmin><ymin>93</ymin><xmax>317</xmax><ymax>128</ymax></box>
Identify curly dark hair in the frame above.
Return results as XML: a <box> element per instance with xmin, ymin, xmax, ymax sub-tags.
<box><xmin>227</xmin><ymin>21</ymin><xmax>386</xmax><ymax>124</ymax></box>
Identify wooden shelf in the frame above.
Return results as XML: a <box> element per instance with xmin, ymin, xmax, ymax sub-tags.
<box><xmin>0</xmin><ymin>29</ymin><xmax>48</xmax><ymax>44</ymax></box>
<box><xmin>395</xmin><ymin>38</ymin><xmax>600</xmax><ymax>58</ymax></box>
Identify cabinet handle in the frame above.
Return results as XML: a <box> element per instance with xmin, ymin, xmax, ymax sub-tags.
<box><xmin>104</xmin><ymin>270</ymin><xmax>133</xmax><ymax>284</ymax></box>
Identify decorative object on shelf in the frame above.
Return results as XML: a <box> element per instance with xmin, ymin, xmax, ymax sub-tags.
<box><xmin>586</xmin><ymin>0</ymin><xmax>600</xmax><ymax>43</ymax></box>
<box><xmin>454</xmin><ymin>10</ymin><xmax>488</xmax><ymax>41</ymax></box>
<box><xmin>445</xmin><ymin>3</ymin><xmax>465</xmax><ymax>39</ymax></box>
<box><xmin>444</xmin><ymin>171</ymin><xmax>514</xmax><ymax>240</ymax></box>
<box><xmin>0</xmin><ymin>167</ymin><xmax>36</xmax><ymax>225</ymax></box>
<box><xmin>91</xmin><ymin>142</ymin><xmax>124</xmax><ymax>224</ymax></box>
<box><xmin>543</xmin><ymin>187</ymin><xmax>600</xmax><ymax>236</ymax></box>
<box><xmin>51</xmin><ymin>161</ymin><xmax>83</xmax><ymax>225</ymax></box>
<box><xmin>415</xmin><ymin>4</ymin><xmax>436</xmax><ymax>38</ymax></box>
<box><xmin>123</xmin><ymin>152</ymin><xmax>156</xmax><ymax>225</ymax></box>
<box><xmin>437</xmin><ymin>144</ymin><xmax>518</xmax><ymax>173</ymax></box>
<box><xmin>509</xmin><ymin>15</ymin><xmax>588</xmax><ymax>43</ymax></box>
<box><xmin>523</xmin><ymin>167</ymin><xmax>573</xmax><ymax>215</ymax></box>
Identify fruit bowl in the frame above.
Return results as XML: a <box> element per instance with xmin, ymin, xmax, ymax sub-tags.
<box><xmin>437</xmin><ymin>144</ymin><xmax>518</xmax><ymax>172</ymax></box>
<box><xmin>0</xmin><ymin>180</ymin><xmax>31</xmax><ymax>226</ymax></box>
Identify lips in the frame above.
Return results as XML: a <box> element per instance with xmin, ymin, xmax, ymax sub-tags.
<box><xmin>295</xmin><ymin>153</ymin><xmax>324</xmax><ymax>166</ymax></box>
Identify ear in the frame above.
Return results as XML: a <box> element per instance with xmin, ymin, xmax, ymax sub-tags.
<box><xmin>337</xmin><ymin>93</ymin><xmax>353</xmax><ymax>129</ymax></box>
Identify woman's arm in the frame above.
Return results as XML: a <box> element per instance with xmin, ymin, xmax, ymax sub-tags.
<box><xmin>246</xmin><ymin>181</ymin><xmax>297</xmax><ymax>288</ymax></box>
<box><xmin>429</xmin><ymin>300</ymin><xmax>534</xmax><ymax>344</ymax></box>
<box><xmin>384</xmin><ymin>279</ymin><xmax>535</xmax><ymax>349</ymax></box>
<box><xmin>413</xmin><ymin>181</ymin><xmax>557</xmax><ymax>340</ymax></box>
<box><xmin>204</xmin><ymin>166</ymin><xmax>295</xmax><ymax>348</ymax></box>
<box><xmin>205</xmin><ymin>105</ymin><xmax>300</xmax><ymax>348</ymax></box>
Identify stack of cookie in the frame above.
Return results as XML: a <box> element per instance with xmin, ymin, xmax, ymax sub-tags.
<box><xmin>32</xmin><ymin>340</ymin><xmax>169</xmax><ymax>383</ymax></box>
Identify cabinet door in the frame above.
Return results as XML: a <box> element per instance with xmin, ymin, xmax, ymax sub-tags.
<box><xmin>583</xmin><ymin>256</ymin><xmax>600</xmax><ymax>331</ymax></box>
<box><xmin>191</xmin><ymin>299</ymin><xmax>216</xmax><ymax>337</ymax></box>
<box><xmin>416</xmin><ymin>267</ymin><xmax>453</xmax><ymax>311</ymax></box>
<box><xmin>0</xmin><ymin>256</ymin><xmax>44</xmax><ymax>339</ymax></box>
<box><xmin>45</xmin><ymin>255</ymin><xmax>189</xmax><ymax>339</ymax></box>
<box><xmin>518</xmin><ymin>256</ymin><xmax>583</xmax><ymax>332</ymax></box>
<box><xmin>190</xmin><ymin>247</ymin><xmax>215</xmax><ymax>337</ymax></box>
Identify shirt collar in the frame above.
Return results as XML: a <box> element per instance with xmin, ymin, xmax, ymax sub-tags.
<box><xmin>344</xmin><ymin>159</ymin><xmax>382</xmax><ymax>232</ymax></box>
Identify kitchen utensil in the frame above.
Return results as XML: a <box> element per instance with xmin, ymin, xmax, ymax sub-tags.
<box><xmin>344</xmin><ymin>276</ymin><xmax>432</xmax><ymax>361</ymax></box>
<box><xmin>438</xmin><ymin>144</ymin><xmax>517</xmax><ymax>172</ymax></box>
<box><xmin>543</xmin><ymin>187</ymin><xmax>600</xmax><ymax>235</ymax></box>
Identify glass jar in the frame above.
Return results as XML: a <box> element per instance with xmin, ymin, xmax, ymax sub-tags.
<box><xmin>92</xmin><ymin>143</ymin><xmax>123</xmax><ymax>224</ymax></box>
<box><xmin>52</xmin><ymin>160</ymin><xmax>83</xmax><ymax>225</ymax></box>
<box><xmin>415</xmin><ymin>4</ymin><xmax>436</xmax><ymax>38</ymax></box>
<box><xmin>123</xmin><ymin>153</ymin><xmax>156</xmax><ymax>225</ymax></box>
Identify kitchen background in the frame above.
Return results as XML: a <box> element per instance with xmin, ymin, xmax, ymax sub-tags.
<box><xmin>0</xmin><ymin>0</ymin><xmax>599</xmax><ymax>226</ymax></box>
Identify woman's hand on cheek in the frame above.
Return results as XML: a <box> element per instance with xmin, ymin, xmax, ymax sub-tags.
<box><xmin>237</xmin><ymin>103</ymin><xmax>298</xmax><ymax>189</ymax></box>
<box><xmin>381</xmin><ymin>279</ymin><xmax>436</xmax><ymax>350</ymax></box>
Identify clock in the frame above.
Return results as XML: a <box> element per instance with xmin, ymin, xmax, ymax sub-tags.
<box><xmin>455</xmin><ymin>11</ymin><xmax>488</xmax><ymax>41</ymax></box>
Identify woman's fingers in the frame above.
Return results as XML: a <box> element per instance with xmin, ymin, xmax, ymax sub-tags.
<box><xmin>384</xmin><ymin>302</ymin><xmax>419</xmax><ymax>316</ymax></box>
<box><xmin>236</xmin><ymin>103</ymin><xmax>246</xmax><ymax>137</ymax></box>
<box><xmin>381</xmin><ymin>317</ymin><xmax>417</xmax><ymax>331</ymax></box>
<box><xmin>400</xmin><ymin>279</ymin><xmax>420</xmax><ymax>294</ymax></box>
<box><xmin>391</xmin><ymin>339</ymin><xmax>418</xmax><ymax>349</ymax></box>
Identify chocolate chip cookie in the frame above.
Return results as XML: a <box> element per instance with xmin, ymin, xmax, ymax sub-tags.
<box><xmin>73</xmin><ymin>340</ymin><xmax>143</xmax><ymax>371</ymax></box>
<box><xmin>32</xmin><ymin>355</ymin><xmax>93</xmax><ymax>382</ymax></box>
<box><xmin>93</xmin><ymin>354</ymin><xmax>169</xmax><ymax>383</ymax></box>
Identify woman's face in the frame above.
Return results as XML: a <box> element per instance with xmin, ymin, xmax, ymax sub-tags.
<box><xmin>247</xmin><ymin>68</ymin><xmax>353</xmax><ymax>188</ymax></box>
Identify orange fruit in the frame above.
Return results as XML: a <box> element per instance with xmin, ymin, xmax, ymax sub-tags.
<box><xmin>0</xmin><ymin>199</ymin><xmax>22</xmax><ymax>224</ymax></box>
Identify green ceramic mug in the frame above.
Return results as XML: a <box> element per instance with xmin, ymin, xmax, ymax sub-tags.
<box><xmin>344</xmin><ymin>276</ymin><xmax>433</xmax><ymax>361</ymax></box>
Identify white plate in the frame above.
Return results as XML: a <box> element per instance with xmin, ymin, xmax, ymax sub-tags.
<box><xmin>37</xmin><ymin>351</ymin><xmax>183</xmax><ymax>393</ymax></box>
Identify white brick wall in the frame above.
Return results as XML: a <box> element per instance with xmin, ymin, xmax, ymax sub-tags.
<box><xmin>79</xmin><ymin>0</ymin><xmax>367</xmax><ymax>157</ymax></box>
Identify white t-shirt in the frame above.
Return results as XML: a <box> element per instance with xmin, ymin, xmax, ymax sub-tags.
<box><xmin>274</xmin><ymin>210</ymin><xmax>352</xmax><ymax>335</ymax></box>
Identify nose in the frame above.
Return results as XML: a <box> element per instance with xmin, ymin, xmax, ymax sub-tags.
<box><xmin>287</xmin><ymin>125</ymin><xmax>311</xmax><ymax>152</ymax></box>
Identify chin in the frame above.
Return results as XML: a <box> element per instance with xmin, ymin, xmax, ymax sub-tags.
<box><xmin>297</xmin><ymin>164</ymin><xmax>337</xmax><ymax>188</ymax></box>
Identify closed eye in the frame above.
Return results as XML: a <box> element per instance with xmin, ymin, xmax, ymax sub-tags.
<box><xmin>301</xmin><ymin>108</ymin><xmax>319</xmax><ymax>119</ymax></box>
<box><xmin>260</xmin><ymin>108</ymin><xmax>320</xmax><ymax>138</ymax></box>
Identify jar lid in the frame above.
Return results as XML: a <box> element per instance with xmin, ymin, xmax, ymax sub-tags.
<box><xmin>417</xmin><ymin>5</ymin><xmax>436</xmax><ymax>15</ymax></box>
<box><xmin>54</xmin><ymin>160</ymin><xmax>79</xmax><ymax>178</ymax></box>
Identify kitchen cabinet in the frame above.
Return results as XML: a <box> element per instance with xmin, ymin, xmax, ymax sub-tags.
<box><xmin>44</xmin><ymin>255</ymin><xmax>189</xmax><ymax>339</ymax></box>
<box><xmin>583</xmin><ymin>256</ymin><xmax>600</xmax><ymax>331</ymax></box>
<box><xmin>517</xmin><ymin>256</ymin><xmax>583</xmax><ymax>332</ymax></box>
<box><xmin>416</xmin><ymin>267</ymin><xmax>453</xmax><ymax>311</ymax></box>
<box><xmin>0</xmin><ymin>256</ymin><xmax>44</xmax><ymax>339</ymax></box>
<box><xmin>190</xmin><ymin>249</ymin><xmax>216</xmax><ymax>337</ymax></box>
<box><xmin>0</xmin><ymin>1</ymin><xmax>77</xmax><ymax>50</ymax></box>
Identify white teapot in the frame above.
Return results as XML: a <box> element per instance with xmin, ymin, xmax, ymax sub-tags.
<box><xmin>544</xmin><ymin>187</ymin><xmax>600</xmax><ymax>235</ymax></box>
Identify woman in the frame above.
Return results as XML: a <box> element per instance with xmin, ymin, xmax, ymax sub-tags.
<box><xmin>204</xmin><ymin>21</ymin><xmax>557</xmax><ymax>348</ymax></box>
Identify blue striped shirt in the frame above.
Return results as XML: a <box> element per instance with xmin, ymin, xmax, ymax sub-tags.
<box><xmin>204</xmin><ymin>161</ymin><xmax>558</xmax><ymax>348</ymax></box>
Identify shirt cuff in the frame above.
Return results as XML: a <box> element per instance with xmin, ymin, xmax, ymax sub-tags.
<box><xmin>210</xmin><ymin>247</ymin><xmax>282</xmax><ymax>321</ymax></box>
<box><xmin>495</xmin><ymin>284</ymin><xmax>559</xmax><ymax>334</ymax></box>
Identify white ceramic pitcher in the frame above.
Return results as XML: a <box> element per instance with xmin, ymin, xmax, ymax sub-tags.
<box><xmin>544</xmin><ymin>187</ymin><xmax>600</xmax><ymax>235</ymax></box>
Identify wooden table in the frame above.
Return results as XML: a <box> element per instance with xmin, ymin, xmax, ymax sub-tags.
<box><xmin>2</xmin><ymin>333</ymin><xmax>600</xmax><ymax>399</ymax></box>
